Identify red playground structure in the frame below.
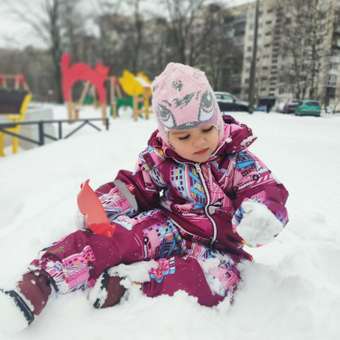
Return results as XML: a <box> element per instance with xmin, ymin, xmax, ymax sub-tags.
<box><xmin>60</xmin><ymin>53</ymin><xmax>109</xmax><ymax>121</ymax></box>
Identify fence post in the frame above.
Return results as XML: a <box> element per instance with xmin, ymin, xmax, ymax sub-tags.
<box><xmin>38</xmin><ymin>121</ymin><xmax>45</xmax><ymax>146</ymax></box>
<box><xmin>58</xmin><ymin>121</ymin><xmax>63</xmax><ymax>139</ymax></box>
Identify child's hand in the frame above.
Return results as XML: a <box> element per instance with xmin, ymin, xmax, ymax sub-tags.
<box><xmin>234</xmin><ymin>200</ymin><xmax>284</xmax><ymax>247</ymax></box>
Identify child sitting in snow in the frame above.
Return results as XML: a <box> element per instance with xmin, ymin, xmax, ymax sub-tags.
<box><xmin>0</xmin><ymin>62</ymin><xmax>288</xmax><ymax>332</ymax></box>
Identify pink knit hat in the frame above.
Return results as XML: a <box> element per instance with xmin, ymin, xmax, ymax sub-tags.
<box><xmin>152</xmin><ymin>62</ymin><xmax>224</xmax><ymax>144</ymax></box>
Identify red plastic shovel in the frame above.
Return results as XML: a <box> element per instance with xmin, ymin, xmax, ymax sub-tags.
<box><xmin>77</xmin><ymin>179</ymin><xmax>115</xmax><ymax>237</ymax></box>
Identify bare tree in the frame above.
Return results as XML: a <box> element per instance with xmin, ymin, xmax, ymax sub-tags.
<box><xmin>90</xmin><ymin>0</ymin><xmax>122</xmax><ymax>69</ymax></box>
<box><xmin>92</xmin><ymin>0</ymin><xmax>243</xmax><ymax>88</ymax></box>
<box><xmin>158</xmin><ymin>0</ymin><xmax>209</xmax><ymax>65</ymax></box>
<box><xmin>61</xmin><ymin>0</ymin><xmax>86</xmax><ymax>61</ymax></box>
<box><xmin>0</xmin><ymin>46</ymin><xmax>56</xmax><ymax>101</ymax></box>
<box><xmin>93</xmin><ymin>0</ymin><xmax>150</xmax><ymax>75</ymax></box>
<box><xmin>3</xmin><ymin>0</ymin><xmax>89</xmax><ymax>103</ymax></box>
<box><xmin>1</xmin><ymin>0</ymin><xmax>245</xmax><ymax>100</ymax></box>
<box><xmin>278</xmin><ymin>0</ymin><xmax>329</xmax><ymax>100</ymax></box>
<box><xmin>140</xmin><ymin>16</ymin><xmax>170</xmax><ymax>75</ymax></box>
<box><xmin>128</xmin><ymin>0</ymin><xmax>144</xmax><ymax>72</ymax></box>
<box><xmin>196</xmin><ymin>4</ymin><xmax>243</xmax><ymax>92</ymax></box>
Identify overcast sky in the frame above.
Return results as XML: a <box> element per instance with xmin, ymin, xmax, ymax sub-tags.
<box><xmin>0</xmin><ymin>0</ymin><xmax>253</xmax><ymax>49</ymax></box>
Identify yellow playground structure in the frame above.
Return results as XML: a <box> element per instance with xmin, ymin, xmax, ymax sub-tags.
<box><xmin>117</xmin><ymin>70</ymin><xmax>152</xmax><ymax>120</ymax></box>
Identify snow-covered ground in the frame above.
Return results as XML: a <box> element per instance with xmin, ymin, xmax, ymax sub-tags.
<box><xmin>0</xmin><ymin>105</ymin><xmax>340</xmax><ymax>340</ymax></box>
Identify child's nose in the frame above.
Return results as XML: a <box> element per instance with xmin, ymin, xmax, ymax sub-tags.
<box><xmin>193</xmin><ymin>135</ymin><xmax>208</xmax><ymax>148</ymax></box>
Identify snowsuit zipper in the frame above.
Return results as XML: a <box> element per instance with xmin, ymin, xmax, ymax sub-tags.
<box><xmin>171</xmin><ymin>158</ymin><xmax>218</xmax><ymax>245</ymax></box>
<box><xmin>194</xmin><ymin>163</ymin><xmax>217</xmax><ymax>245</ymax></box>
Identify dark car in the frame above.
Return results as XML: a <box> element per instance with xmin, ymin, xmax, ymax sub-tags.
<box><xmin>256</xmin><ymin>96</ymin><xmax>276</xmax><ymax>113</ymax></box>
<box><xmin>282</xmin><ymin>99</ymin><xmax>301</xmax><ymax>114</ymax></box>
<box><xmin>214</xmin><ymin>92</ymin><xmax>250</xmax><ymax>112</ymax></box>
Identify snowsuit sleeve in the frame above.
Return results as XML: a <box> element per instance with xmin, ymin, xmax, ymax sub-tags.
<box><xmin>94</xmin><ymin>149</ymin><xmax>162</xmax><ymax>223</ymax></box>
<box><xmin>228</xmin><ymin>149</ymin><xmax>289</xmax><ymax>245</ymax></box>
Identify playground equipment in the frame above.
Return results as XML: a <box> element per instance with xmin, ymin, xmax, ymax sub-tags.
<box><xmin>60</xmin><ymin>53</ymin><xmax>109</xmax><ymax>121</ymax></box>
<box><xmin>60</xmin><ymin>53</ymin><xmax>152</xmax><ymax>121</ymax></box>
<box><xmin>118</xmin><ymin>70</ymin><xmax>152</xmax><ymax>120</ymax></box>
<box><xmin>0</xmin><ymin>74</ymin><xmax>30</xmax><ymax>91</ymax></box>
<box><xmin>108</xmin><ymin>76</ymin><xmax>123</xmax><ymax>118</ymax></box>
<box><xmin>0</xmin><ymin>89</ymin><xmax>32</xmax><ymax>156</ymax></box>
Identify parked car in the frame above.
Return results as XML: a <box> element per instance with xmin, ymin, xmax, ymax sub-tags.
<box><xmin>282</xmin><ymin>99</ymin><xmax>301</xmax><ymax>114</ymax></box>
<box><xmin>214</xmin><ymin>91</ymin><xmax>250</xmax><ymax>112</ymax></box>
<box><xmin>295</xmin><ymin>100</ymin><xmax>321</xmax><ymax>117</ymax></box>
<box><xmin>256</xmin><ymin>96</ymin><xmax>276</xmax><ymax>113</ymax></box>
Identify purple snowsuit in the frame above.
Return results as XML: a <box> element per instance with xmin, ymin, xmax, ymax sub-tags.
<box><xmin>32</xmin><ymin>116</ymin><xmax>288</xmax><ymax>306</ymax></box>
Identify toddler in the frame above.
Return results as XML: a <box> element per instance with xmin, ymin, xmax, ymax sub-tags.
<box><xmin>0</xmin><ymin>63</ymin><xmax>288</xmax><ymax>332</ymax></box>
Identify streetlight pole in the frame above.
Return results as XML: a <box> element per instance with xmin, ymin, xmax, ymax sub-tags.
<box><xmin>248</xmin><ymin>0</ymin><xmax>260</xmax><ymax>113</ymax></box>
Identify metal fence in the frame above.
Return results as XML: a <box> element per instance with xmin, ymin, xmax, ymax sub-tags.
<box><xmin>0</xmin><ymin>118</ymin><xmax>109</xmax><ymax>147</ymax></box>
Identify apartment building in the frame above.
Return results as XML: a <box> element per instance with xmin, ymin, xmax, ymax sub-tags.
<box><xmin>321</xmin><ymin>1</ymin><xmax>340</xmax><ymax>105</ymax></box>
<box><xmin>229</xmin><ymin>0</ymin><xmax>340</xmax><ymax>104</ymax></box>
<box><xmin>222</xmin><ymin>6</ymin><xmax>247</xmax><ymax>95</ymax></box>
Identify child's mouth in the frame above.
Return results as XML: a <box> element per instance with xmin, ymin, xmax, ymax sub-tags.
<box><xmin>193</xmin><ymin>148</ymin><xmax>209</xmax><ymax>155</ymax></box>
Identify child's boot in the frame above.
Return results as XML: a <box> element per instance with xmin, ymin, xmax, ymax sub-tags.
<box><xmin>0</xmin><ymin>269</ymin><xmax>52</xmax><ymax>333</ymax></box>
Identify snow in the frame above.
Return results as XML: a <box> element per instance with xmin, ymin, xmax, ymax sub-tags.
<box><xmin>0</xmin><ymin>291</ymin><xmax>28</xmax><ymax>333</ymax></box>
<box><xmin>1</xmin><ymin>105</ymin><xmax>340</xmax><ymax>340</ymax></box>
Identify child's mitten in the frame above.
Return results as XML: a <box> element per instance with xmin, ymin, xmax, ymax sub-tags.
<box><xmin>88</xmin><ymin>271</ymin><xmax>126</xmax><ymax>309</ymax></box>
<box><xmin>234</xmin><ymin>200</ymin><xmax>284</xmax><ymax>247</ymax></box>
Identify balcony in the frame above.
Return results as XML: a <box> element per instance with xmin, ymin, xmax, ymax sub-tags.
<box><xmin>332</xmin><ymin>41</ymin><xmax>340</xmax><ymax>49</ymax></box>
<box><xmin>330</xmin><ymin>56</ymin><xmax>340</xmax><ymax>63</ymax></box>
<box><xmin>326</xmin><ymin>81</ymin><xmax>336</xmax><ymax>88</ymax></box>
<box><xmin>328</xmin><ymin>68</ymin><xmax>338</xmax><ymax>75</ymax></box>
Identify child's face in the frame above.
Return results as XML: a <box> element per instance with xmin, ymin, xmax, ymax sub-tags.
<box><xmin>168</xmin><ymin>124</ymin><xmax>219</xmax><ymax>163</ymax></box>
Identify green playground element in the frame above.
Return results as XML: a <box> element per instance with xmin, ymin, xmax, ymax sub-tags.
<box><xmin>117</xmin><ymin>96</ymin><xmax>133</xmax><ymax>109</ymax></box>
<box><xmin>110</xmin><ymin>96</ymin><xmax>144</xmax><ymax>116</ymax></box>
<box><xmin>83</xmin><ymin>94</ymin><xmax>95</xmax><ymax>105</ymax></box>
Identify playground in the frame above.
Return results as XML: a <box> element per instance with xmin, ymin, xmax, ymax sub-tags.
<box><xmin>0</xmin><ymin>53</ymin><xmax>152</xmax><ymax>157</ymax></box>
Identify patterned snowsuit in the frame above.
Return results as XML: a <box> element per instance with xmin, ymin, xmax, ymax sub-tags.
<box><xmin>31</xmin><ymin>116</ymin><xmax>289</xmax><ymax>306</ymax></box>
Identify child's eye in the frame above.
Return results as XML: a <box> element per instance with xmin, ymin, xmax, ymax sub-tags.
<box><xmin>178</xmin><ymin>134</ymin><xmax>190</xmax><ymax>140</ymax></box>
<box><xmin>202</xmin><ymin>126</ymin><xmax>214</xmax><ymax>133</ymax></box>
